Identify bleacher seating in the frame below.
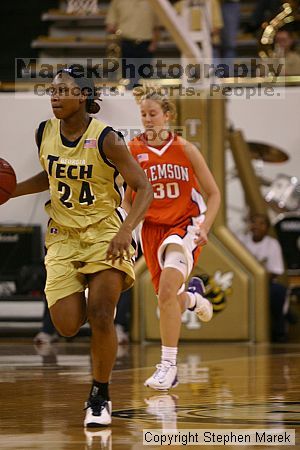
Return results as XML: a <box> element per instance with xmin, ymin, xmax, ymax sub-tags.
<box><xmin>1</xmin><ymin>1</ymin><xmax>298</xmax><ymax>85</ymax></box>
<box><xmin>30</xmin><ymin>1</ymin><xmax>259</xmax><ymax>65</ymax></box>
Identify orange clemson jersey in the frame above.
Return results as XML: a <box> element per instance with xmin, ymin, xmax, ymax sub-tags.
<box><xmin>129</xmin><ymin>134</ymin><xmax>207</xmax><ymax>226</ymax></box>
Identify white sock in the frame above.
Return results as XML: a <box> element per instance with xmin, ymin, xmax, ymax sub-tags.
<box><xmin>186</xmin><ymin>292</ymin><xmax>197</xmax><ymax>310</ymax></box>
<box><xmin>161</xmin><ymin>346</ymin><xmax>178</xmax><ymax>366</ymax></box>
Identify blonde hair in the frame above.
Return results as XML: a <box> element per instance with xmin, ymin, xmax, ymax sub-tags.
<box><xmin>133</xmin><ymin>86</ymin><xmax>177</xmax><ymax>120</ymax></box>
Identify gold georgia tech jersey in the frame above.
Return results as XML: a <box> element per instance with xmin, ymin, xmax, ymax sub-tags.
<box><xmin>38</xmin><ymin>118</ymin><xmax>123</xmax><ymax>228</ymax></box>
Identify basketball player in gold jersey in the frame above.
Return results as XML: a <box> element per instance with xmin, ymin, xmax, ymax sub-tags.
<box><xmin>12</xmin><ymin>68</ymin><xmax>153</xmax><ymax>427</ymax></box>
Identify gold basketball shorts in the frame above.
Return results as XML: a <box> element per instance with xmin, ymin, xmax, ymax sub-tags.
<box><xmin>44</xmin><ymin>211</ymin><xmax>136</xmax><ymax>307</ymax></box>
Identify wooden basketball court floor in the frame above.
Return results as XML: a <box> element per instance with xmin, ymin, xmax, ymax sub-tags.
<box><xmin>0</xmin><ymin>338</ymin><xmax>300</xmax><ymax>449</ymax></box>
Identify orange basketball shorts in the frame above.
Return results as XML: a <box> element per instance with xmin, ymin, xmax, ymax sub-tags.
<box><xmin>140</xmin><ymin>219</ymin><xmax>202</xmax><ymax>293</ymax></box>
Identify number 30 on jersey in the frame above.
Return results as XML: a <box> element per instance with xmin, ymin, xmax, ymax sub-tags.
<box><xmin>152</xmin><ymin>182</ymin><xmax>180</xmax><ymax>199</ymax></box>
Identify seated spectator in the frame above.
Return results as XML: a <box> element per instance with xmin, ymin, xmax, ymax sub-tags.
<box><xmin>238</xmin><ymin>213</ymin><xmax>289</xmax><ymax>342</ymax></box>
<box><xmin>274</xmin><ymin>29</ymin><xmax>300</xmax><ymax>75</ymax></box>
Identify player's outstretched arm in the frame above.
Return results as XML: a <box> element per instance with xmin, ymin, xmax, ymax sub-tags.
<box><xmin>12</xmin><ymin>171</ymin><xmax>49</xmax><ymax>198</ymax></box>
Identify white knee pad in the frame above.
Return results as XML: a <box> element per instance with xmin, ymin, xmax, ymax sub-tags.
<box><xmin>163</xmin><ymin>247</ymin><xmax>188</xmax><ymax>282</ymax></box>
<box><xmin>163</xmin><ymin>248</ymin><xmax>187</xmax><ymax>295</ymax></box>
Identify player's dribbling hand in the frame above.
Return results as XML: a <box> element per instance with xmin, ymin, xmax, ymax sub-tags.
<box><xmin>194</xmin><ymin>222</ymin><xmax>208</xmax><ymax>246</ymax></box>
<box><xmin>106</xmin><ymin>226</ymin><xmax>132</xmax><ymax>265</ymax></box>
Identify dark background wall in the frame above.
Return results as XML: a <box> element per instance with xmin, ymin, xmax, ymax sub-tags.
<box><xmin>0</xmin><ymin>0</ymin><xmax>56</xmax><ymax>81</ymax></box>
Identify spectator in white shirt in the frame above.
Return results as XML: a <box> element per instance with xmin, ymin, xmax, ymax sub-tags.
<box><xmin>238</xmin><ymin>213</ymin><xmax>289</xmax><ymax>342</ymax></box>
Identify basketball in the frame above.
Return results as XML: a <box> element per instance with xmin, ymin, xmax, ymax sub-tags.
<box><xmin>0</xmin><ymin>158</ymin><xmax>17</xmax><ymax>205</ymax></box>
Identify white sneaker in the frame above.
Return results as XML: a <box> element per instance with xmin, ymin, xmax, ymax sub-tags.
<box><xmin>84</xmin><ymin>429</ymin><xmax>112</xmax><ymax>449</ymax></box>
<box><xmin>145</xmin><ymin>394</ymin><xmax>178</xmax><ymax>417</ymax></box>
<box><xmin>193</xmin><ymin>294</ymin><xmax>213</xmax><ymax>322</ymax></box>
<box><xmin>84</xmin><ymin>397</ymin><xmax>112</xmax><ymax>427</ymax></box>
<box><xmin>144</xmin><ymin>361</ymin><xmax>178</xmax><ymax>390</ymax></box>
<box><xmin>33</xmin><ymin>331</ymin><xmax>59</xmax><ymax>344</ymax></box>
<box><xmin>188</xmin><ymin>277</ymin><xmax>213</xmax><ymax>322</ymax></box>
<box><xmin>145</xmin><ymin>394</ymin><xmax>178</xmax><ymax>430</ymax></box>
<box><xmin>115</xmin><ymin>324</ymin><xmax>129</xmax><ymax>345</ymax></box>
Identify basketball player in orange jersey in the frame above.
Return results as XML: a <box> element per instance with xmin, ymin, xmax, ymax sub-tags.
<box><xmin>124</xmin><ymin>88</ymin><xmax>221</xmax><ymax>390</ymax></box>
<box><xmin>10</xmin><ymin>68</ymin><xmax>153</xmax><ymax>426</ymax></box>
